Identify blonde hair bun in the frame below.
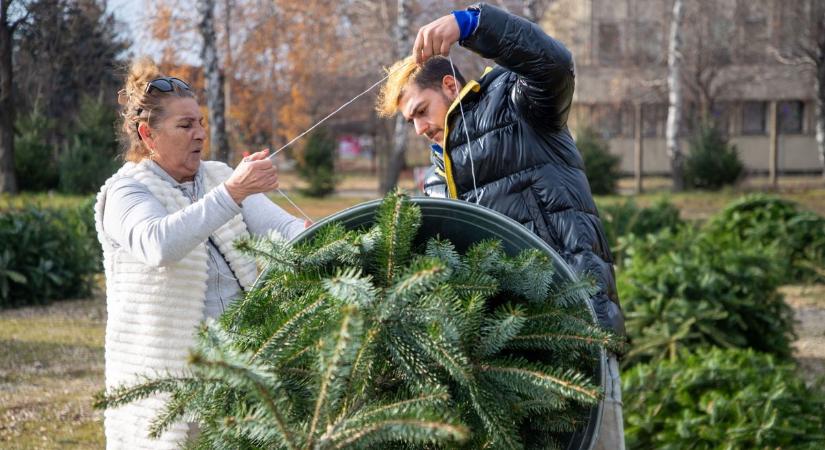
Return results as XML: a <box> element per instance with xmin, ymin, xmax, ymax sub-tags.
<box><xmin>123</xmin><ymin>57</ymin><xmax>164</xmax><ymax>106</ymax></box>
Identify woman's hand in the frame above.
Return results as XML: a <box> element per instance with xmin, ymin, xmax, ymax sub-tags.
<box><xmin>412</xmin><ymin>14</ymin><xmax>461</xmax><ymax>64</ymax></box>
<box><xmin>225</xmin><ymin>149</ymin><xmax>279</xmax><ymax>205</ymax></box>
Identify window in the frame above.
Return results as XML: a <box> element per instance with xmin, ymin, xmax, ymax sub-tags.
<box><xmin>641</xmin><ymin>104</ymin><xmax>666</xmax><ymax>137</ymax></box>
<box><xmin>778</xmin><ymin>101</ymin><xmax>804</xmax><ymax>134</ymax></box>
<box><xmin>741</xmin><ymin>16</ymin><xmax>767</xmax><ymax>64</ymax></box>
<box><xmin>592</xmin><ymin>104</ymin><xmax>622</xmax><ymax>139</ymax></box>
<box><xmin>598</xmin><ymin>23</ymin><xmax>621</xmax><ymax>64</ymax></box>
<box><xmin>635</xmin><ymin>22</ymin><xmax>662</xmax><ymax>65</ymax></box>
<box><xmin>710</xmin><ymin>102</ymin><xmax>732</xmax><ymax>135</ymax></box>
<box><xmin>679</xmin><ymin>103</ymin><xmax>697</xmax><ymax>137</ymax></box>
<box><xmin>709</xmin><ymin>20</ymin><xmax>733</xmax><ymax>65</ymax></box>
<box><xmin>742</xmin><ymin>101</ymin><xmax>767</xmax><ymax>135</ymax></box>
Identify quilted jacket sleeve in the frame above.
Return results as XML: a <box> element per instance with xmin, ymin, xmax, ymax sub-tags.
<box><xmin>460</xmin><ymin>3</ymin><xmax>575</xmax><ymax>130</ymax></box>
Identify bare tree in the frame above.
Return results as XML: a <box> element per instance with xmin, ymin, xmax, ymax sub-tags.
<box><xmin>380</xmin><ymin>0</ymin><xmax>412</xmax><ymax>194</ymax></box>
<box><xmin>771</xmin><ymin>0</ymin><xmax>825</xmax><ymax>180</ymax></box>
<box><xmin>198</xmin><ymin>0</ymin><xmax>229</xmax><ymax>162</ymax></box>
<box><xmin>665</xmin><ymin>0</ymin><xmax>685</xmax><ymax>191</ymax></box>
<box><xmin>0</xmin><ymin>0</ymin><xmax>29</xmax><ymax>193</ymax></box>
<box><xmin>522</xmin><ymin>0</ymin><xmax>554</xmax><ymax>23</ymax></box>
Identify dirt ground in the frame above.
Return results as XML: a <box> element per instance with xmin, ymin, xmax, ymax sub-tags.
<box><xmin>781</xmin><ymin>284</ymin><xmax>825</xmax><ymax>384</ymax></box>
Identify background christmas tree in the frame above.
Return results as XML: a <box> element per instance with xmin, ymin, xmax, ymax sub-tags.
<box><xmin>96</xmin><ymin>192</ymin><xmax>620</xmax><ymax>449</ymax></box>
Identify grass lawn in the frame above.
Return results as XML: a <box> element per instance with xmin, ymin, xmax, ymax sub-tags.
<box><xmin>0</xmin><ymin>294</ymin><xmax>105</xmax><ymax>449</ymax></box>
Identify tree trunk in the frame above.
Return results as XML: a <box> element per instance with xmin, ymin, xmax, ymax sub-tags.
<box><xmin>0</xmin><ymin>4</ymin><xmax>18</xmax><ymax>193</ymax></box>
<box><xmin>634</xmin><ymin>102</ymin><xmax>643</xmax><ymax>193</ymax></box>
<box><xmin>380</xmin><ymin>0</ymin><xmax>410</xmax><ymax>194</ymax></box>
<box><xmin>523</xmin><ymin>0</ymin><xmax>538</xmax><ymax>22</ymax></box>
<box><xmin>223</xmin><ymin>0</ymin><xmax>232</xmax><ymax>125</ymax></box>
<box><xmin>198</xmin><ymin>0</ymin><xmax>230</xmax><ymax>163</ymax></box>
<box><xmin>769</xmin><ymin>100</ymin><xmax>779</xmax><ymax>189</ymax></box>
<box><xmin>665</xmin><ymin>0</ymin><xmax>685</xmax><ymax>191</ymax></box>
<box><xmin>816</xmin><ymin>12</ymin><xmax>825</xmax><ymax>181</ymax></box>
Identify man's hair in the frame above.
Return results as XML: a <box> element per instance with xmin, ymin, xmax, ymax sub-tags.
<box><xmin>376</xmin><ymin>55</ymin><xmax>466</xmax><ymax>117</ymax></box>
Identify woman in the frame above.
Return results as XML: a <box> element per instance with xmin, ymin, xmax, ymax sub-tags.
<box><xmin>94</xmin><ymin>58</ymin><xmax>305</xmax><ymax>449</ymax></box>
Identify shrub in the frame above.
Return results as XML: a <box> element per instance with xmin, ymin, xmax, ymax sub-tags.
<box><xmin>59</xmin><ymin>96</ymin><xmax>120</xmax><ymax>194</ymax></box>
<box><xmin>597</xmin><ymin>198</ymin><xmax>683</xmax><ymax>250</ymax></box>
<box><xmin>623</xmin><ymin>347</ymin><xmax>825</xmax><ymax>449</ymax></box>
<box><xmin>96</xmin><ymin>192</ymin><xmax>619</xmax><ymax>449</ymax></box>
<box><xmin>14</xmin><ymin>109</ymin><xmax>59</xmax><ymax>191</ymax></box>
<box><xmin>0</xmin><ymin>199</ymin><xmax>100</xmax><ymax>308</ymax></box>
<box><xmin>576</xmin><ymin>127</ymin><xmax>621</xmax><ymax>195</ymax></box>
<box><xmin>684</xmin><ymin>125</ymin><xmax>744</xmax><ymax>190</ymax></box>
<box><xmin>618</xmin><ymin>226</ymin><xmax>795</xmax><ymax>366</ymax></box>
<box><xmin>704</xmin><ymin>194</ymin><xmax>825</xmax><ymax>283</ymax></box>
<box><xmin>298</xmin><ymin>127</ymin><xmax>337</xmax><ymax>197</ymax></box>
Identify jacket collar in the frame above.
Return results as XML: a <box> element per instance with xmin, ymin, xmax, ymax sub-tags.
<box><xmin>440</xmin><ymin>66</ymin><xmax>494</xmax><ymax>198</ymax></box>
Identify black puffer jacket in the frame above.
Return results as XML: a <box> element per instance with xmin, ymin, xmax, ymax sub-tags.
<box><xmin>423</xmin><ymin>3</ymin><xmax>625</xmax><ymax>335</ymax></box>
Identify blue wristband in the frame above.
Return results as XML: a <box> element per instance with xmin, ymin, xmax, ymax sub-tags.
<box><xmin>452</xmin><ymin>9</ymin><xmax>479</xmax><ymax>41</ymax></box>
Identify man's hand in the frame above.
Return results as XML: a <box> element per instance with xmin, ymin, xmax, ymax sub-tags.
<box><xmin>225</xmin><ymin>149</ymin><xmax>280</xmax><ymax>205</ymax></box>
<box><xmin>412</xmin><ymin>14</ymin><xmax>461</xmax><ymax>64</ymax></box>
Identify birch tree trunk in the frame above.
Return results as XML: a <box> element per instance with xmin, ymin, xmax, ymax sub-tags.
<box><xmin>665</xmin><ymin>0</ymin><xmax>685</xmax><ymax>191</ymax></box>
<box><xmin>198</xmin><ymin>0</ymin><xmax>230</xmax><ymax>163</ymax></box>
<box><xmin>380</xmin><ymin>0</ymin><xmax>410</xmax><ymax>194</ymax></box>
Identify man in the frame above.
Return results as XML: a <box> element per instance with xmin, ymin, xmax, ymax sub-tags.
<box><xmin>376</xmin><ymin>3</ymin><xmax>625</xmax><ymax>448</ymax></box>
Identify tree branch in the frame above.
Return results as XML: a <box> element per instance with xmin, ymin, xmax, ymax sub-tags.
<box><xmin>767</xmin><ymin>45</ymin><xmax>816</xmax><ymax>67</ymax></box>
<box><xmin>9</xmin><ymin>4</ymin><xmax>31</xmax><ymax>33</ymax></box>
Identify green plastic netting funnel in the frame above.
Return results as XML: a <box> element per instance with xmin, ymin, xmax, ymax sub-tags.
<box><xmin>288</xmin><ymin>196</ymin><xmax>606</xmax><ymax>450</ymax></box>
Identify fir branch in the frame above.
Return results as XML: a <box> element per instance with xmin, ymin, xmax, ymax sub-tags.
<box><xmin>374</xmin><ymin>190</ymin><xmax>421</xmax><ymax>287</ymax></box>
<box><xmin>189</xmin><ymin>325</ymin><xmax>300</xmax><ymax>449</ymax></box>
<box><xmin>147</xmin><ymin>382</ymin><xmax>203</xmax><ymax>438</ymax></box>
<box><xmin>323</xmin><ymin>267</ymin><xmax>377</xmax><ymax>308</ymax></box>
<box><xmin>477</xmin><ymin>304</ymin><xmax>528</xmax><ymax>358</ymax></box>
<box><xmin>93</xmin><ymin>376</ymin><xmax>199</xmax><ymax>410</ymax></box>
<box><xmin>425</xmin><ymin>238</ymin><xmax>464</xmax><ymax>270</ymax></box>
<box><xmin>306</xmin><ymin>307</ymin><xmax>364</xmax><ymax>449</ymax></box>
<box><xmin>235</xmin><ymin>235</ymin><xmax>296</xmax><ymax>269</ymax></box>
<box><xmin>388</xmin><ymin>257</ymin><xmax>449</xmax><ymax>302</ymax></box>
<box><xmin>477</xmin><ymin>361</ymin><xmax>600</xmax><ymax>405</ymax></box>
<box><xmin>252</xmin><ymin>295</ymin><xmax>329</xmax><ymax>362</ymax></box>
<box><xmin>327</xmin><ymin>418</ymin><xmax>469</xmax><ymax>449</ymax></box>
<box><xmin>549</xmin><ymin>278</ymin><xmax>598</xmax><ymax>308</ymax></box>
<box><xmin>190</xmin><ymin>355</ymin><xmax>300</xmax><ymax>450</ymax></box>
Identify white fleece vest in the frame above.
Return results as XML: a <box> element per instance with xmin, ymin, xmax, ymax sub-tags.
<box><xmin>94</xmin><ymin>160</ymin><xmax>258</xmax><ymax>449</ymax></box>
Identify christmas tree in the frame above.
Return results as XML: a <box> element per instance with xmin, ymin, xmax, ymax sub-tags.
<box><xmin>95</xmin><ymin>191</ymin><xmax>620</xmax><ymax>449</ymax></box>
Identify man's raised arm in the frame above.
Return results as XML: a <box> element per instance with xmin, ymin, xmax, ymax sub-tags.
<box><xmin>461</xmin><ymin>3</ymin><xmax>575</xmax><ymax>130</ymax></box>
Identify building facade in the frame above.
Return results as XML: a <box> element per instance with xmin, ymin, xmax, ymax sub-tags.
<box><xmin>540</xmin><ymin>0</ymin><xmax>820</xmax><ymax>175</ymax></box>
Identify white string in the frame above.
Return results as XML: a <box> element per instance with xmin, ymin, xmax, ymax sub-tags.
<box><xmin>448</xmin><ymin>56</ymin><xmax>480</xmax><ymax>204</ymax></box>
<box><xmin>262</xmin><ymin>67</ymin><xmax>406</xmax><ymax>222</ymax></box>
<box><xmin>277</xmin><ymin>187</ymin><xmax>313</xmax><ymax>222</ymax></box>
<box><xmin>268</xmin><ymin>72</ymin><xmax>394</xmax><ymax>160</ymax></box>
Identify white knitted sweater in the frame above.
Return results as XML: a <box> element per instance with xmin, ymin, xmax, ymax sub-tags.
<box><xmin>94</xmin><ymin>160</ymin><xmax>258</xmax><ymax>449</ymax></box>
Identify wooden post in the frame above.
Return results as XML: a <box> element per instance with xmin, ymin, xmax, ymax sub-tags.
<box><xmin>634</xmin><ymin>102</ymin><xmax>643</xmax><ymax>193</ymax></box>
<box><xmin>769</xmin><ymin>100</ymin><xmax>778</xmax><ymax>189</ymax></box>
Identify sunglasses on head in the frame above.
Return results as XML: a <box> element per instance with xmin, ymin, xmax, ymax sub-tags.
<box><xmin>145</xmin><ymin>77</ymin><xmax>191</xmax><ymax>94</ymax></box>
<box><xmin>134</xmin><ymin>77</ymin><xmax>192</xmax><ymax>140</ymax></box>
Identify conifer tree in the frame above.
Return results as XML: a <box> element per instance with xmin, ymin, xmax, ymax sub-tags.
<box><xmin>96</xmin><ymin>192</ymin><xmax>620</xmax><ymax>449</ymax></box>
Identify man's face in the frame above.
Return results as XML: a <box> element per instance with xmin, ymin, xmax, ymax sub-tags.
<box><xmin>399</xmin><ymin>76</ymin><xmax>459</xmax><ymax>146</ymax></box>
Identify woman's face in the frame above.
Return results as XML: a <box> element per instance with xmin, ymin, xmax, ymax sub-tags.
<box><xmin>144</xmin><ymin>97</ymin><xmax>206</xmax><ymax>182</ymax></box>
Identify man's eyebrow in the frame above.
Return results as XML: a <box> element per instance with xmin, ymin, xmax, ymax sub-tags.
<box><xmin>404</xmin><ymin>101</ymin><xmax>423</xmax><ymax>122</ymax></box>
